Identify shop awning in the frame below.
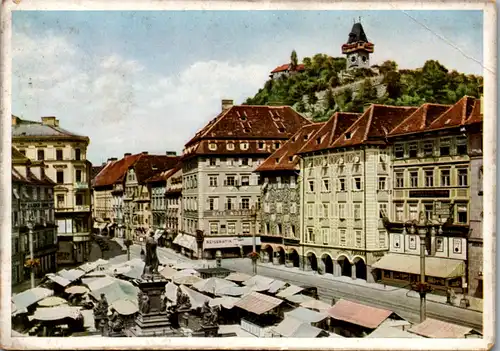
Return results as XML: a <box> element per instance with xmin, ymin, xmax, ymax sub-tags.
<box><xmin>371</xmin><ymin>254</ymin><xmax>465</xmax><ymax>278</ymax></box>
<box><xmin>12</xmin><ymin>287</ymin><xmax>54</xmax><ymax>311</ymax></box>
<box><xmin>284</xmin><ymin>307</ymin><xmax>329</xmax><ymax>324</ymax></box>
<box><xmin>154</xmin><ymin>229</ymin><xmax>164</xmax><ymax>240</ymax></box>
<box><xmin>408</xmin><ymin>318</ymin><xmax>472</xmax><ymax>338</ymax></box>
<box><xmin>173</xmin><ymin>234</ymin><xmax>198</xmax><ymax>251</ymax></box>
<box><xmin>326</xmin><ymin>299</ymin><xmax>393</xmax><ymax>329</ymax></box>
<box><xmin>234</xmin><ymin>291</ymin><xmax>282</xmax><ymax>315</ymax></box>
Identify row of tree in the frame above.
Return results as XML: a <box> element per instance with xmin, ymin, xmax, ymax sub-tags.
<box><xmin>245</xmin><ymin>51</ymin><xmax>483</xmax><ymax>122</ymax></box>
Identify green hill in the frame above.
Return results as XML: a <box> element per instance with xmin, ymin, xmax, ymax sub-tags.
<box><xmin>245</xmin><ymin>53</ymin><xmax>483</xmax><ymax>122</ymax></box>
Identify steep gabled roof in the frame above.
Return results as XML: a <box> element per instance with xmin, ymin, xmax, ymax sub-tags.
<box><xmin>298</xmin><ymin>112</ymin><xmax>361</xmax><ymax>154</ymax></box>
<box><xmin>465</xmin><ymin>98</ymin><xmax>482</xmax><ymax>125</ymax></box>
<box><xmin>256</xmin><ymin>122</ymin><xmax>323</xmax><ymax>172</ymax></box>
<box><xmin>389</xmin><ymin>103</ymin><xmax>451</xmax><ymax>136</ymax></box>
<box><xmin>332</xmin><ymin>105</ymin><xmax>417</xmax><ymax>148</ymax></box>
<box><xmin>133</xmin><ymin>155</ymin><xmax>180</xmax><ymax>184</ymax></box>
<box><xmin>347</xmin><ymin>22</ymin><xmax>369</xmax><ymax>44</ymax></box>
<box><xmin>93</xmin><ymin>154</ymin><xmax>143</xmax><ymax>187</ymax></box>
<box><xmin>146</xmin><ymin>162</ymin><xmax>182</xmax><ymax>184</ymax></box>
<box><xmin>427</xmin><ymin>96</ymin><xmax>479</xmax><ymax>131</ymax></box>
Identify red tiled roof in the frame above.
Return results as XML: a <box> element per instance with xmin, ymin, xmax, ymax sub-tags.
<box><xmin>298</xmin><ymin>112</ymin><xmax>361</xmax><ymax>154</ymax></box>
<box><xmin>331</xmin><ymin>105</ymin><xmax>418</xmax><ymax>148</ymax></box>
<box><xmin>465</xmin><ymin>98</ymin><xmax>482</xmax><ymax>125</ymax></box>
<box><xmin>133</xmin><ymin>155</ymin><xmax>180</xmax><ymax>184</ymax></box>
<box><xmin>184</xmin><ymin>105</ymin><xmax>310</xmax><ymax>157</ymax></box>
<box><xmin>256</xmin><ymin>122</ymin><xmax>324</xmax><ymax>172</ymax></box>
<box><xmin>427</xmin><ymin>96</ymin><xmax>479</xmax><ymax>131</ymax></box>
<box><xmin>270</xmin><ymin>63</ymin><xmax>305</xmax><ymax>74</ymax></box>
<box><xmin>146</xmin><ymin>162</ymin><xmax>182</xmax><ymax>184</ymax></box>
<box><xmin>93</xmin><ymin>154</ymin><xmax>142</xmax><ymax>188</ymax></box>
<box><xmin>326</xmin><ymin>299</ymin><xmax>393</xmax><ymax>329</ymax></box>
<box><xmin>389</xmin><ymin>103</ymin><xmax>451</xmax><ymax>136</ymax></box>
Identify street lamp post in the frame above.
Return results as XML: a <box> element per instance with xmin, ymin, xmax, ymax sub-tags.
<box><xmin>251</xmin><ymin>205</ymin><xmax>257</xmax><ymax>274</ymax></box>
<box><xmin>26</xmin><ymin>220</ymin><xmax>36</xmax><ymax>289</ymax></box>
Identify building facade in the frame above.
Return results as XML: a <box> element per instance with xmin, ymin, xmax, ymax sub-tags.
<box><xmin>373</xmin><ymin>97</ymin><xmax>482</xmax><ymax>294</ymax></box>
<box><xmin>12</xmin><ymin>147</ymin><xmax>58</xmax><ymax>285</ymax></box>
<box><xmin>178</xmin><ymin>100</ymin><xmax>310</xmax><ymax>259</ymax></box>
<box><xmin>12</xmin><ymin>116</ymin><xmax>92</xmax><ymax>265</ymax></box>
<box><xmin>255</xmin><ymin>123</ymin><xmax>324</xmax><ymax>268</ymax></box>
<box><xmin>164</xmin><ymin>166</ymin><xmax>183</xmax><ymax>248</ymax></box>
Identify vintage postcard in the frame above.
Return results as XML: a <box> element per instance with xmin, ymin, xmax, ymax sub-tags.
<box><xmin>0</xmin><ymin>1</ymin><xmax>496</xmax><ymax>350</ymax></box>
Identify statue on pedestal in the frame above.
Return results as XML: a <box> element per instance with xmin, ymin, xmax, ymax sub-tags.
<box><xmin>201</xmin><ymin>300</ymin><xmax>219</xmax><ymax>326</ymax></box>
<box><xmin>139</xmin><ymin>292</ymin><xmax>150</xmax><ymax>314</ymax></box>
<box><xmin>176</xmin><ymin>289</ymin><xmax>191</xmax><ymax>310</ymax></box>
<box><xmin>93</xmin><ymin>293</ymin><xmax>109</xmax><ymax>328</ymax></box>
<box><xmin>108</xmin><ymin>307</ymin><xmax>124</xmax><ymax>333</ymax></box>
<box><xmin>142</xmin><ymin>231</ymin><xmax>160</xmax><ymax>279</ymax></box>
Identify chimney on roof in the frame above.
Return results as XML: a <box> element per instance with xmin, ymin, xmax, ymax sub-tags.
<box><xmin>124</xmin><ymin>153</ymin><xmax>132</xmax><ymax>157</ymax></box>
<box><xmin>41</xmin><ymin>116</ymin><xmax>59</xmax><ymax>127</ymax></box>
<box><xmin>222</xmin><ymin>99</ymin><xmax>233</xmax><ymax>111</ymax></box>
<box><xmin>142</xmin><ymin>151</ymin><xmax>149</xmax><ymax>155</ymax></box>
<box><xmin>166</xmin><ymin>151</ymin><xmax>177</xmax><ymax>156</ymax></box>
<box><xmin>107</xmin><ymin>157</ymin><xmax>117</xmax><ymax>164</ymax></box>
<box><xmin>12</xmin><ymin>116</ymin><xmax>18</xmax><ymax>126</ymax></box>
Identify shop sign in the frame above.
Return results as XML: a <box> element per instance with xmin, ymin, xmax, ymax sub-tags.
<box><xmin>204</xmin><ymin>237</ymin><xmax>238</xmax><ymax>249</ymax></box>
<box><xmin>409</xmin><ymin>190</ymin><xmax>449</xmax><ymax>198</ymax></box>
<box><xmin>351</xmin><ymin>250</ymin><xmax>365</xmax><ymax>257</ymax></box>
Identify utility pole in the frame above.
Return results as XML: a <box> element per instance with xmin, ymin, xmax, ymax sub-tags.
<box><xmin>251</xmin><ymin>205</ymin><xmax>257</xmax><ymax>274</ymax></box>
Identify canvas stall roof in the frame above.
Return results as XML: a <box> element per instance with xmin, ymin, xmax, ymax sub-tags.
<box><xmin>173</xmin><ymin>274</ymin><xmax>204</xmax><ymax>286</ymax></box>
<box><xmin>408</xmin><ymin>318</ymin><xmax>472</xmax><ymax>338</ymax></box>
<box><xmin>120</xmin><ymin>263</ymin><xmax>145</xmax><ymax>280</ymax></box>
<box><xmin>328</xmin><ymin>332</ymin><xmax>345</xmax><ymax>338</ymax></box>
<box><xmin>38</xmin><ymin>296</ymin><xmax>67</xmax><ymax>307</ymax></box>
<box><xmin>209</xmin><ymin>296</ymin><xmax>239</xmax><ymax>309</ymax></box>
<box><xmin>30</xmin><ymin>306</ymin><xmax>81</xmax><ymax>321</ymax></box>
<box><xmin>57</xmin><ymin>269</ymin><xmax>85</xmax><ymax>282</ymax></box>
<box><xmin>326</xmin><ymin>299</ymin><xmax>393</xmax><ymax>329</ymax></box>
<box><xmin>160</xmin><ymin>266</ymin><xmax>178</xmax><ymax>279</ymax></box>
<box><xmin>215</xmin><ymin>285</ymin><xmax>252</xmax><ymax>297</ymax></box>
<box><xmin>11</xmin><ymin>330</ymin><xmax>25</xmax><ymax>337</ymax></box>
<box><xmin>285</xmin><ymin>307</ymin><xmax>329</xmax><ymax>323</ymax></box>
<box><xmin>83</xmin><ymin>276</ymin><xmax>117</xmax><ymax>291</ymax></box>
<box><xmin>267</xmin><ymin>280</ymin><xmax>287</xmax><ymax>294</ymax></box>
<box><xmin>111</xmin><ymin>299</ymin><xmax>139</xmax><ymax>315</ymax></box>
<box><xmin>78</xmin><ymin>259</ymin><xmax>109</xmax><ymax>273</ymax></box>
<box><xmin>218</xmin><ymin>324</ymin><xmax>255</xmax><ymax>337</ymax></box>
<box><xmin>371</xmin><ymin>254</ymin><xmax>465</xmax><ymax>278</ymax></box>
<box><xmin>45</xmin><ymin>273</ymin><xmax>71</xmax><ymax>287</ymax></box>
<box><xmin>180</xmin><ymin>285</ymin><xmax>213</xmax><ymax>309</ymax></box>
<box><xmin>286</xmin><ymin>294</ymin><xmax>315</xmax><ymax>304</ymax></box>
<box><xmin>90</xmin><ymin>280</ymin><xmax>139</xmax><ymax>305</ymax></box>
<box><xmin>273</xmin><ymin>317</ymin><xmax>324</xmax><ymax>338</ymax></box>
<box><xmin>178</xmin><ymin>268</ymin><xmax>200</xmax><ymax>276</ymax></box>
<box><xmin>173</xmin><ymin>261</ymin><xmax>197</xmax><ymax>270</ymax></box>
<box><xmin>234</xmin><ymin>291</ymin><xmax>282</xmax><ymax>315</ymax></box>
<box><xmin>276</xmin><ymin>285</ymin><xmax>304</xmax><ymax>298</ymax></box>
<box><xmin>165</xmin><ymin>282</ymin><xmax>179</xmax><ymax>302</ymax></box>
<box><xmin>300</xmin><ymin>299</ymin><xmax>332</xmax><ymax>312</ymax></box>
<box><xmin>12</xmin><ymin>287</ymin><xmax>53</xmax><ymax>310</ymax></box>
<box><xmin>80</xmin><ymin>309</ymin><xmax>95</xmax><ymax>331</ymax></box>
<box><xmin>193</xmin><ymin>277</ymin><xmax>237</xmax><ymax>295</ymax></box>
<box><xmin>368</xmin><ymin>325</ymin><xmax>424</xmax><ymax>338</ymax></box>
<box><xmin>243</xmin><ymin>275</ymin><xmax>274</xmax><ymax>287</ymax></box>
<box><xmin>225</xmin><ymin>272</ymin><xmax>252</xmax><ymax>282</ymax></box>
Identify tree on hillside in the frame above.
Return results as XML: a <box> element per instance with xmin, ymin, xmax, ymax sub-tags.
<box><xmin>324</xmin><ymin>88</ymin><xmax>336</xmax><ymax>111</ymax></box>
<box><xmin>290</xmin><ymin>50</ymin><xmax>298</xmax><ymax>71</ymax></box>
<box><xmin>379</xmin><ymin>60</ymin><xmax>398</xmax><ymax>76</ymax></box>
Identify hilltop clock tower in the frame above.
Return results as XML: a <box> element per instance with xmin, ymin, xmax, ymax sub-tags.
<box><xmin>342</xmin><ymin>21</ymin><xmax>374</xmax><ymax>70</ymax></box>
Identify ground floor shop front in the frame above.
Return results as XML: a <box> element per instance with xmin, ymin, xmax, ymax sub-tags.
<box><xmin>57</xmin><ymin>234</ymin><xmax>91</xmax><ymax>265</ymax></box>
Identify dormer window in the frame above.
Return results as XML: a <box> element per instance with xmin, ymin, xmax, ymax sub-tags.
<box><xmin>240</xmin><ymin>142</ymin><xmax>249</xmax><ymax>150</ymax></box>
<box><xmin>258</xmin><ymin>142</ymin><xmax>265</xmax><ymax>149</ymax></box>
<box><xmin>275</xmin><ymin>158</ymin><xmax>280</xmax><ymax>164</ymax></box>
<box><xmin>288</xmin><ymin>156</ymin><xmax>293</xmax><ymax>162</ymax></box>
<box><xmin>227</xmin><ymin>143</ymin><xmax>235</xmax><ymax>151</ymax></box>
<box><xmin>316</xmin><ymin>137</ymin><xmax>322</xmax><ymax>145</ymax></box>
<box><xmin>243</xmin><ymin>128</ymin><xmax>250</xmax><ymax>133</ymax></box>
<box><xmin>274</xmin><ymin>142</ymin><xmax>280</xmax><ymax>149</ymax></box>
<box><xmin>278</xmin><ymin>127</ymin><xmax>285</xmax><ymax>133</ymax></box>
<box><xmin>304</xmin><ymin>135</ymin><xmax>309</xmax><ymax>141</ymax></box>
<box><xmin>208</xmin><ymin>143</ymin><xmax>217</xmax><ymax>151</ymax></box>
<box><xmin>345</xmin><ymin>132</ymin><xmax>352</xmax><ymax>140</ymax></box>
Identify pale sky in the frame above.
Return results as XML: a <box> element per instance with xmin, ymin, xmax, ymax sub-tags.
<box><xmin>12</xmin><ymin>10</ymin><xmax>483</xmax><ymax>165</ymax></box>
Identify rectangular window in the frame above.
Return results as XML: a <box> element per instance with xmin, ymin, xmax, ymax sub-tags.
<box><xmin>307</xmin><ymin>228</ymin><xmax>315</xmax><ymax>243</ymax></box>
<box><xmin>75</xmin><ymin>194</ymin><xmax>83</xmax><ymax>206</ymax></box>
<box><xmin>394</xmin><ymin>144</ymin><xmax>404</xmax><ymax>158</ymax></box>
<box><xmin>241</xmin><ymin>158</ymin><xmax>249</xmax><ymax>166</ymax></box>
<box><xmin>37</xmin><ymin>149</ymin><xmax>45</xmax><ymax>161</ymax></box>
<box><xmin>408</xmin><ymin>142</ymin><xmax>418</xmax><ymax>158</ymax></box>
<box><xmin>76</xmin><ymin>169</ymin><xmax>82</xmax><ymax>182</ymax></box>
<box><xmin>440</xmin><ymin>169</ymin><xmax>451</xmax><ymax>186</ymax></box>
<box><xmin>322</xmin><ymin>179</ymin><xmax>330</xmax><ymax>192</ymax></box>
<box><xmin>410</xmin><ymin>171</ymin><xmax>419</xmax><ymax>187</ymax></box>
<box><xmin>225</xmin><ymin>176</ymin><xmax>235</xmax><ymax>187</ymax></box>
<box><xmin>227</xmin><ymin>158</ymin><xmax>234</xmax><ymax>166</ymax></box>
<box><xmin>209</xmin><ymin>176</ymin><xmax>218</xmax><ymax>187</ymax></box>
<box><xmin>19</xmin><ymin>149</ymin><xmax>26</xmax><ymax>156</ymax></box>
<box><xmin>436</xmin><ymin>237</ymin><xmax>444</xmax><ymax>252</ymax></box>
<box><xmin>322</xmin><ymin>203</ymin><xmax>329</xmax><ymax>219</ymax></box>
<box><xmin>338</xmin><ymin>178</ymin><xmax>346</xmax><ymax>191</ymax></box>
<box><xmin>307</xmin><ymin>203</ymin><xmax>314</xmax><ymax>218</ymax></box>
<box><xmin>395</xmin><ymin>203</ymin><xmax>404</xmax><ymax>222</ymax></box>
<box><xmin>241</xmin><ymin>198</ymin><xmax>250</xmax><ymax>210</ymax></box>
<box><xmin>75</xmin><ymin>149</ymin><xmax>81</xmax><ymax>160</ymax></box>
<box><xmin>290</xmin><ymin>176</ymin><xmax>296</xmax><ymax>189</ymax></box>
<box><xmin>379</xmin><ymin>203</ymin><xmax>388</xmax><ymax>219</ymax></box>
<box><xmin>378</xmin><ymin>177</ymin><xmax>386</xmax><ymax>191</ymax></box>
<box><xmin>456</xmin><ymin>136</ymin><xmax>468</xmax><ymax>155</ymax></box>
<box><xmin>353</xmin><ymin>177</ymin><xmax>362</xmax><ymax>191</ymax></box>
<box><xmin>338</xmin><ymin>203</ymin><xmax>346</xmax><ymax>219</ymax></box>
<box><xmin>378</xmin><ymin>231</ymin><xmax>386</xmax><ymax>247</ymax></box>
<box><xmin>409</xmin><ymin>203</ymin><xmax>418</xmax><ymax>221</ymax></box>
<box><xmin>308</xmin><ymin>180</ymin><xmax>315</xmax><ymax>192</ymax></box>
<box><xmin>56</xmin><ymin>149</ymin><xmax>63</xmax><ymax>160</ymax></box>
<box><xmin>322</xmin><ymin>228</ymin><xmax>329</xmax><ymax>244</ymax></box>
<box><xmin>425</xmin><ymin>170</ymin><xmax>434</xmax><ymax>187</ymax></box>
<box><xmin>424</xmin><ymin>203</ymin><xmax>433</xmax><ymax>221</ymax></box>
<box><xmin>56</xmin><ymin>171</ymin><xmax>64</xmax><ymax>184</ymax></box>
<box><xmin>423</xmin><ymin>141</ymin><xmax>434</xmax><ymax>156</ymax></box>
<box><xmin>395</xmin><ymin>172</ymin><xmax>404</xmax><ymax>188</ymax></box>
<box><xmin>457</xmin><ymin>204</ymin><xmax>468</xmax><ymax>224</ymax></box>
<box><xmin>458</xmin><ymin>169</ymin><xmax>468</xmax><ymax>186</ymax></box>
<box><xmin>208</xmin><ymin>198</ymin><xmax>217</xmax><ymax>211</ymax></box>
<box><xmin>354</xmin><ymin>203</ymin><xmax>361</xmax><ymax>220</ymax></box>
<box><xmin>290</xmin><ymin>225</ymin><xmax>296</xmax><ymax>238</ymax></box>
<box><xmin>256</xmin><ymin>196</ymin><xmax>261</xmax><ymax>210</ymax></box>
<box><xmin>290</xmin><ymin>202</ymin><xmax>297</xmax><ymax>214</ymax></box>
<box><xmin>210</xmin><ymin>222</ymin><xmax>218</xmax><ymax>235</ymax></box>
<box><xmin>440</xmin><ymin>138</ymin><xmax>451</xmax><ymax>156</ymax></box>
<box><xmin>242</xmin><ymin>222</ymin><xmax>250</xmax><ymax>234</ymax></box>
<box><xmin>340</xmin><ymin>230</ymin><xmax>346</xmax><ymax>246</ymax></box>
<box><xmin>355</xmin><ymin>230</ymin><xmax>362</xmax><ymax>247</ymax></box>
<box><xmin>209</xmin><ymin>158</ymin><xmax>217</xmax><ymax>166</ymax></box>
<box><xmin>276</xmin><ymin>202</ymin><xmax>283</xmax><ymax>213</ymax></box>
<box><xmin>226</xmin><ymin>198</ymin><xmax>234</xmax><ymax>210</ymax></box>
<box><xmin>241</xmin><ymin>175</ymin><xmax>250</xmax><ymax>186</ymax></box>
<box><xmin>227</xmin><ymin>222</ymin><xmax>236</xmax><ymax>235</ymax></box>
<box><xmin>352</xmin><ymin>164</ymin><xmax>361</xmax><ymax>174</ymax></box>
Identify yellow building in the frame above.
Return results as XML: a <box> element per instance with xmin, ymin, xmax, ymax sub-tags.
<box><xmin>12</xmin><ymin>116</ymin><xmax>92</xmax><ymax>265</ymax></box>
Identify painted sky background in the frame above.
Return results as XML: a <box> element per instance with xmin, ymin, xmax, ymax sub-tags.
<box><xmin>12</xmin><ymin>10</ymin><xmax>484</xmax><ymax>164</ymax></box>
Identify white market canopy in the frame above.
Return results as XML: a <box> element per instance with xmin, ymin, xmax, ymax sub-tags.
<box><xmin>179</xmin><ymin>285</ymin><xmax>213</xmax><ymax>309</ymax></box>
<box><xmin>29</xmin><ymin>306</ymin><xmax>81</xmax><ymax>322</ymax></box>
<box><xmin>224</xmin><ymin>272</ymin><xmax>252</xmax><ymax>283</ymax></box>
<box><xmin>284</xmin><ymin>307</ymin><xmax>329</xmax><ymax>324</ymax></box>
<box><xmin>38</xmin><ymin>296</ymin><xmax>68</xmax><ymax>307</ymax></box>
<box><xmin>110</xmin><ymin>299</ymin><xmax>139</xmax><ymax>315</ymax></box>
<box><xmin>209</xmin><ymin>296</ymin><xmax>239</xmax><ymax>310</ymax></box>
<box><xmin>173</xmin><ymin>274</ymin><xmax>204</xmax><ymax>286</ymax></box>
<box><xmin>193</xmin><ymin>277</ymin><xmax>237</xmax><ymax>295</ymax></box>
<box><xmin>12</xmin><ymin>287</ymin><xmax>54</xmax><ymax>311</ymax></box>
<box><xmin>276</xmin><ymin>285</ymin><xmax>304</xmax><ymax>298</ymax></box>
<box><xmin>215</xmin><ymin>286</ymin><xmax>252</xmax><ymax>297</ymax></box>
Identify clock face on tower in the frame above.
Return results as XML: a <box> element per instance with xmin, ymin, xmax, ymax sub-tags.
<box><xmin>350</xmin><ymin>55</ymin><xmax>357</xmax><ymax>63</ymax></box>
<box><xmin>361</xmin><ymin>55</ymin><xmax>367</xmax><ymax>63</ymax></box>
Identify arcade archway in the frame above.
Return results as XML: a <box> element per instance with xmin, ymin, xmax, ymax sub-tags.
<box><xmin>338</xmin><ymin>255</ymin><xmax>352</xmax><ymax>277</ymax></box>
<box><xmin>321</xmin><ymin>254</ymin><xmax>334</xmax><ymax>274</ymax></box>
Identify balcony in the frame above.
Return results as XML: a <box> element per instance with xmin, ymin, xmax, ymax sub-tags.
<box><xmin>74</xmin><ymin>182</ymin><xmax>89</xmax><ymax>190</ymax></box>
